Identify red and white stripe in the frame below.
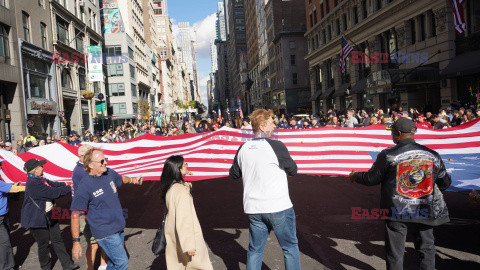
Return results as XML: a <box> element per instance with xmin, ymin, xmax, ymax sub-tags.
<box><xmin>1</xmin><ymin>118</ymin><xmax>480</xmax><ymax>184</ymax></box>
<box><xmin>340</xmin><ymin>36</ymin><xmax>353</xmax><ymax>73</ymax></box>
<box><xmin>452</xmin><ymin>0</ymin><xmax>466</xmax><ymax>34</ymax></box>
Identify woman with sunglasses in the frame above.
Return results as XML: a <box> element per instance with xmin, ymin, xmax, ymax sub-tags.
<box><xmin>160</xmin><ymin>155</ymin><xmax>213</xmax><ymax>270</ymax></box>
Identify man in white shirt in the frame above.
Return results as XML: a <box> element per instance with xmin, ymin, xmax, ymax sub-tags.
<box><xmin>345</xmin><ymin>110</ymin><xmax>359</xmax><ymax>127</ymax></box>
<box><xmin>229</xmin><ymin>109</ymin><xmax>300</xmax><ymax>270</ymax></box>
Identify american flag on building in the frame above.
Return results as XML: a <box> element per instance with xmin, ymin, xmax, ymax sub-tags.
<box><xmin>339</xmin><ymin>36</ymin><xmax>353</xmax><ymax>73</ymax></box>
<box><xmin>452</xmin><ymin>0</ymin><xmax>466</xmax><ymax>34</ymax></box>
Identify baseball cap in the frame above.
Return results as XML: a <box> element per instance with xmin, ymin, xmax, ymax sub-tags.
<box><xmin>386</xmin><ymin>117</ymin><xmax>417</xmax><ymax>133</ymax></box>
<box><xmin>418</xmin><ymin>115</ymin><xmax>425</xmax><ymax>119</ymax></box>
<box><xmin>24</xmin><ymin>158</ymin><xmax>47</xmax><ymax>172</ymax></box>
<box><xmin>78</xmin><ymin>144</ymin><xmax>93</xmax><ymax>156</ymax></box>
<box><xmin>5</xmin><ymin>142</ymin><xmax>11</xmax><ymax>147</ymax></box>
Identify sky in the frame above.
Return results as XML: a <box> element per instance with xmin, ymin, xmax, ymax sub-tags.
<box><xmin>167</xmin><ymin>0</ymin><xmax>218</xmax><ymax>107</ymax></box>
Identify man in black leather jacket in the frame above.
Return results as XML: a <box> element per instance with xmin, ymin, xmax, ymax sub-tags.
<box><xmin>349</xmin><ymin>117</ymin><xmax>451</xmax><ymax>270</ymax></box>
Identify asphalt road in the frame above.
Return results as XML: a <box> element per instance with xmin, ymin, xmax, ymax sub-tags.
<box><xmin>8</xmin><ymin>174</ymin><xmax>480</xmax><ymax>269</ymax></box>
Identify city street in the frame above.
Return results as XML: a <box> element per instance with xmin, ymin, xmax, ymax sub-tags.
<box><xmin>8</xmin><ymin>174</ymin><xmax>480</xmax><ymax>269</ymax></box>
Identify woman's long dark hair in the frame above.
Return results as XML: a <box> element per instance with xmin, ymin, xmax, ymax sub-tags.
<box><xmin>160</xmin><ymin>155</ymin><xmax>185</xmax><ymax>201</ymax></box>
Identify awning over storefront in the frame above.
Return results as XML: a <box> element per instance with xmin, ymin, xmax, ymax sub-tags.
<box><xmin>440</xmin><ymin>50</ymin><xmax>480</xmax><ymax>78</ymax></box>
<box><xmin>309</xmin><ymin>89</ymin><xmax>322</xmax><ymax>101</ymax></box>
<box><xmin>320</xmin><ymin>86</ymin><xmax>335</xmax><ymax>99</ymax></box>
<box><xmin>333</xmin><ymin>83</ymin><xmax>350</xmax><ymax>98</ymax></box>
<box><xmin>365</xmin><ymin>67</ymin><xmax>439</xmax><ymax>94</ymax></box>
<box><xmin>350</xmin><ymin>78</ymin><xmax>366</xmax><ymax>95</ymax></box>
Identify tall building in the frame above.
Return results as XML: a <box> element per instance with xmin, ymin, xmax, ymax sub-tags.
<box><xmin>210</xmin><ymin>39</ymin><xmax>218</xmax><ymax>73</ymax></box>
<box><xmin>265</xmin><ymin>0</ymin><xmax>309</xmax><ymax>114</ymax></box>
<box><xmin>153</xmin><ymin>0</ymin><xmax>180</xmax><ymax>117</ymax></box>
<box><xmin>305</xmin><ymin>0</ymin><xmax>457</xmax><ymax>113</ymax></box>
<box><xmin>50</xmin><ymin>0</ymin><xmax>104</xmax><ymax>135</ymax></box>
<box><xmin>226</xmin><ymin>0</ymin><xmax>247</xmax><ymax>111</ymax></box>
<box><xmin>177</xmin><ymin>22</ymin><xmax>199</xmax><ymax>102</ymax></box>
<box><xmin>216</xmin><ymin>2</ymin><xmax>226</xmax><ymax>42</ymax></box>
<box><xmin>244</xmin><ymin>0</ymin><xmax>259</xmax><ymax>113</ymax></box>
<box><xmin>257</xmin><ymin>0</ymin><xmax>269</xmax><ymax>109</ymax></box>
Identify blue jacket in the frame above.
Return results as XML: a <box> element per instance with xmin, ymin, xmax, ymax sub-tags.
<box><xmin>21</xmin><ymin>174</ymin><xmax>71</xmax><ymax>228</ymax></box>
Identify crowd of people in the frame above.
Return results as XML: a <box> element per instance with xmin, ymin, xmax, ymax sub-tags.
<box><xmin>1</xmin><ymin>105</ymin><xmax>479</xmax><ymax>156</ymax></box>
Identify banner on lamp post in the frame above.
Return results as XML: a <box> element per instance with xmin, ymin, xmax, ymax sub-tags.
<box><xmin>87</xmin><ymin>46</ymin><xmax>103</xmax><ymax>82</ymax></box>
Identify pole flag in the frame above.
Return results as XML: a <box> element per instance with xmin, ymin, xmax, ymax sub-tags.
<box><xmin>218</xmin><ymin>107</ymin><xmax>222</xmax><ymax>120</ymax></box>
<box><xmin>339</xmin><ymin>36</ymin><xmax>353</xmax><ymax>73</ymax></box>
<box><xmin>452</xmin><ymin>0</ymin><xmax>466</xmax><ymax>34</ymax></box>
<box><xmin>238</xmin><ymin>99</ymin><xmax>244</xmax><ymax>119</ymax></box>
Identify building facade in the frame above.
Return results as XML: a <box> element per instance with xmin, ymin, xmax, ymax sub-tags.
<box><xmin>305</xmin><ymin>0</ymin><xmax>456</xmax><ymax>113</ymax></box>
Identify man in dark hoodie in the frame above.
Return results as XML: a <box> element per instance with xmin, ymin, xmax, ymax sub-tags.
<box><xmin>349</xmin><ymin>118</ymin><xmax>451</xmax><ymax>270</ymax></box>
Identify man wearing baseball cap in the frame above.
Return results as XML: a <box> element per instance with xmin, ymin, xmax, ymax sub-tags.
<box><xmin>20</xmin><ymin>159</ymin><xmax>78</xmax><ymax>270</ymax></box>
<box><xmin>349</xmin><ymin>118</ymin><xmax>451</xmax><ymax>270</ymax></box>
<box><xmin>0</xmin><ymin>158</ymin><xmax>26</xmax><ymax>270</ymax></box>
<box><xmin>71</xmin><ymin>145</ymin><xmax>108</xmax><ymax>270</ymax></box>
<box><xmin>415</xmin><ymin>115</ymin><xmax>432</xmax><ymax>129</ymax></box>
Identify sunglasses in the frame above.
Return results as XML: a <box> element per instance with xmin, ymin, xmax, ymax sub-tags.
<box><xmin>92</xmin><ymin>158</ymin><xmax>108</xmax><ymax>165</ymax></box>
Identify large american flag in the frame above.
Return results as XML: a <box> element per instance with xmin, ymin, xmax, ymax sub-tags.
<box><xmin>339</xmin><ymin>36</ymin><xmax>353</xmax><ymax>73</ymax></box>
<box><xmin>1</xmin><ymin>119</ymin><xmax>480</xmax><ymax>190</ymax></box>
<box><xmin>452</xmin><ymin>0</ymin><xmax>466</xmax><ymax>34</ymax></box>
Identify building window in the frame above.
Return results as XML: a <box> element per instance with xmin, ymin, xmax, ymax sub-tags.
<box><xmin>40</xmin><ymin>23</ymin><xmax>47</xmax><ymax>49</ymax></box>
<box><xmin>335</xmin><ymin>0</ymin><xmax>338</xmax><ymax>6</ymax></box>
<box><xmin>235</xmin><ymin>25</ymin><xmax>245</xmax><ymax>31</ymax></box>
<box><xmin>336</xmin><ymin>19</ymin><xmax>340</xmax><ymax>36</ymax></box>
<box><xmin>327</xmin><ymin>25</ymin><xmax>332</xmax><ymax>41</ymax></box>
<box><xmin>235</xmin><ymin>18</ymin><xmax>244</xmax><ymax>24</ymax></box>
<box><xmin>57</xmin><ymin>17</ymin><xmax>69</xmax><ymax>44</ymax></box>
<box><xmin>289</xmin><ymin>41</ymin><xmax>295</xmax><ymax>49</ymax></box>
<box><xmin>353</xmin><ymin>6</ymin><xmax>358</xmax><ymax>25</ymax></box>
<box><xmin>61</xmin><ymin>69</ymin><xmax>72</xmax><ymax>89</ymax></box>
<box><xmin>313</xmin><ymin>9</ymin><xmax>317</xmax><ymax>24</ymax></box>
<box><xmin>0</xmin><ymin>0</ymin><xmax>6</xmax><ymax>7</ymax></box>
<box><xmin>410</xmin><ymin>19</ymin><xmax>416</xmax><ymax>44</ymax></box>
<box><xmin>133</xmin><ymin>102</ymin><xmax>138</xmax><ymax>114</ymax></box>
<box><xmin>310</xmin><ymin>13</ymin><xmax>313</xmax><ymax>28</ymax></box>
<box><xmin>320</xmin><ymin>3</ymin><xmax>324</xmax><ymax>18</ymax></box>
<box><xmin>93</xmin><ymin>82</ymin><xmax>100</xmax><ymax>94</ymax></box>
<box><xmin>469</xmin><ymin>0</ymin><xmax>480</xmax><ymax>33</ymax></box>
<box><xmin>420</xmin><ymin>14</ymin><xmax>426</xmax><ymax>41</ymax></box>
<box><xmin>431</xmin><ymin>11</ymin><xmax>437</xmax><ymax>37</ymax></box>
<box><xmin>107</xmin><ymin>83</ymin><xmax>125</xmax><ymax>96</ymax></box>
<box><xmin>128</xmin><ymin>47</ymin><xmax>134</xmax><ymax>59</ymax></box>
<box><xmin>79</xmin><ymin>69</ymin><xmax>86</xmax><ymax>90</ymax></box>
<box><xmin>292</xmin><ymin>73</ymin><xmax>298</xmax><ymax>85</ymax></box>
<box><xmin>0</xmin><ymin>24</ymin><xmax>10</xmax><ymax>63</ymax></box>
<box><xmin>322</xmin><ymin>30</ymin><xmax>326</xmax><ymax>44</ymax></box>
<box><xmin>29</xmin><ymin>74</ymin><xmax>47</xmax><ymax>99</ymax></box>
<box><xmin>22</xmin><ymin>12</ymin><xmax>30</xmax><ymax>42</ymax></box>
<box><xmin>131</xmin><ymin>84</ymin><xmax>137</xmax><ymax>97</ymax></box>
<box><xmin>104</xmin><ymin>46</ymin><xmax>121</xmax><ymax>56</ymax></box>
<box><xmin>362</xmin><ymin>0</ymin><xmax>367</xmax><ymax>19</ymax></box>
<box><xmin>234</xmin><ymin>11</ymin><xmax>244</xmax><ymax>16</ymax></box>
<box><xmin>290</xmin><ymin>55</ymin><xmax>296</xmax><ymax>65</ymax></box>
<box><xmin>90</xmin><ymin>39</ymin><xmax>98</xmax><ymax>46</ymax></box>
<box><xmin>326</xmin><ymin>0</ymin><xmax>330</xmax><ymax>13</ymax></box>
<box><xmin>343</xmin><ymin>14</ymin><xmax>347</xmax><ymax>31</ymax></box>
<box><xmin>107</xmin><ymin>64</ymin><xmax>123</xmax><ymax>77</ymax></box>
<box><xmin>130</xmin><ymin>64</ymin><xmax>135</xmax><ymax>78</ymax></box>
<box><xmin>376</xmin><ymin>0</ymin><xmax>382</xmax><ymax>11</ymax></box>
<box><xmin>75</xmin><ymin>29</ymin><xmax>84</xmax><ymax>52</ymax></box>
<box><xmin>109</xmin><ymin>103</ymin><xmax>127</xmax><ymax>114</ymax></box>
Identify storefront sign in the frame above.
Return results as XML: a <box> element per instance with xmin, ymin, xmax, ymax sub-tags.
<box><xmin>26</xmin><ymin>99</ymin><xmax>57</xmax><ymax>115</ymax></box>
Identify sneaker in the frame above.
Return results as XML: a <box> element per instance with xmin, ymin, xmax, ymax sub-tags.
<box><xmin>98</xmin><ymin>265</ymin><xmax>107</xmax><ymax>270</ymax></box>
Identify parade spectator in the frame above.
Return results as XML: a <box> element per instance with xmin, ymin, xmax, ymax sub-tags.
<box><xmin>70</xmin><ymin>148</ymin><xmax>143</xmax><ymax>270</ymax></box>
<box><xmin>16</xmin><ymin>140</ymin><xmax>26</xmax><ymax>155</ymax></box>
<box><xmin>46</xmin><ymin>137</ymin><xmax>53</xmax><ymax>144</ymax></box>
<box><xmin>370</xmin><ymin>116</ymin><xmax>378</xmax><ymax>125</ymax></box>
<box><xmin>160</xmin><ymin>155</ymin><xmax>213</xmax><ymax>269</ymax></box>
<box><xmin>3</xmin><ymin>142</ymin><xmax>12</xmax><ymax>152</ymax></box>
<box><xmin>344</xmin><ymin>110</ymin><xmax>358</xmax><ymax>127</ymax></box>
<box><xmin>349</xmin><ymin>118</ymin><xmax>451</xmax><ymax>270</ymax></box>
<box><xmin>326</xmin><ymin>116</ymin><xmax>340</xmax><ymax>127</ymax></box>
<box><xmin>416</xmin><ymin>115</ymin><xmax>433</xmax><ymax>129</ymax></box>
<box><xmin>20</xmin><ymin>159</ymin><xmax>78</xmax><ymax>270</ymax></box>
<box><xmin>311</xmin><ymin>117</ymin><xmax>321</xmax><ymax>127</ymax></box>
<box><xmin>241</xmin><ymin>118</ymin><xmax>252</xmax><ymax>129</ymax></box>
<box><xmin>476</xmin><ymin>108</ymin><xmax>480</xmax><ymax>118</ymax></box>
<box><xmin>229</xmin><ymin>109</ymin><xmax>300</xmax><ymax>270</ymax></box>
<box><xmin>183</xmin><ymin>122</ymin><xmax>197</xmax><ymax>134</ymax></box>
<box><xmin>0</xmin><ymin>160</ymin><xmax>26</xmax><ymax>270</ymax></box>
<box><xmin>451</xmin><ymin>110</ymin><xmax>462</xmax><ymax>126</ymax></box>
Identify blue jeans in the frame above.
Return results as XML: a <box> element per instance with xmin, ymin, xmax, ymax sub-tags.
<box><xmin>246</xmin><ymin>207</ymin><xmax>301</xmax><ymax>270</ymax></box>
<box><xmin>97</xmin><ymin>231</ymin><xmax>128</xmax><ymax>270</ymax></box>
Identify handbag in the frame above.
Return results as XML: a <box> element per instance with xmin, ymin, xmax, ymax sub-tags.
<box><xmin>28</xmin><ymin>196</ymin><xmax>55</xmax><ymax>227</ymax></box>
<box><xmin>152</xmin><ymin>204</ymin><xmax>168</xmax><ymax>255</ymax></box>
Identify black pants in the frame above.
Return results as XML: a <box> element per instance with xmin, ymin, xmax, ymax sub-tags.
<box><xmin>0</xmin><ymin>214</ymin><xmax>15</xmax><ymax>270</ymax></box>
<box><xmin>30</xmin><ymin>222</ymin><xmax>74</xmax><ymax>270</ymax></box>
<box><xmin>385</xmin><ymin>220</ymin><xmax>435</xmax><ymax>270</ymax></box>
